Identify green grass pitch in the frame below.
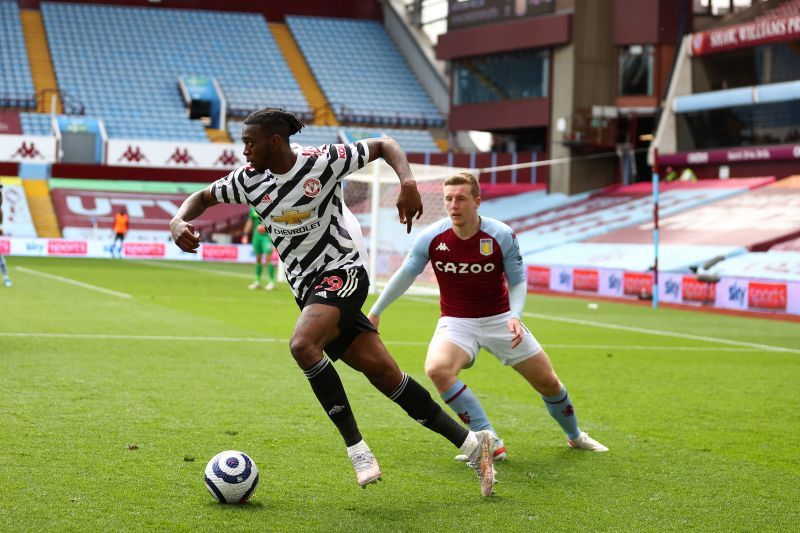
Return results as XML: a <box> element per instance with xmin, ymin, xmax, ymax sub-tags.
<box><xmin>1</xmin><ymin>256</ymin><xmax>798</xmax><ymax>531</ymax></box>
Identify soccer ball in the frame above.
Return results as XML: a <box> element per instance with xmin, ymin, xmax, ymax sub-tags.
<box><xmin>204</xmin><ymin>450</ymin><xmax>259</xmax><ymax>503</ymax></box>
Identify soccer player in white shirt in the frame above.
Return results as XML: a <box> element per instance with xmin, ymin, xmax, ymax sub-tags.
<box><xmin>170</xmin><ymin>109</ymin><xmax>497</xmax><ymax>496</ymax></box>
<box><xmin>368</xmin><ymin>173</ymin><xmax>608</xmax><ymax>460</ymax></box>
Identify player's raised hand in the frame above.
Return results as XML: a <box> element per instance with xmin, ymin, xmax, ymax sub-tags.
<box><xmin>508</xmin><ymin>317</ymin><xmax>523</xmax><ymax>349</ymax></box>
<box><xmin>170</xmin><ymin>218</ymin><xmax>200</xmax><ymax>253</ymax></box>
<box><xmin>396</xmin><ymin>181</ymin><xmax>423</xmax><ymax>233</ymax></box>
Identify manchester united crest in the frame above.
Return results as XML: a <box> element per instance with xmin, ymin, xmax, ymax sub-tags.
<box><xmin>479</xmin><ymin>238</ymin><xmax>493</xmax><ymax>256</ymax></box>
<box><xmin>303</xmin><ymin>178</ymin><xmax>321</xmax><ymax>198</ymax></box>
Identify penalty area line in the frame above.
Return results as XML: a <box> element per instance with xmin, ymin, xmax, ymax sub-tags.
<box><xmin>15</xmin><ymin>267</ymin><xmax>132</xmax><ymax>299</ymax></box>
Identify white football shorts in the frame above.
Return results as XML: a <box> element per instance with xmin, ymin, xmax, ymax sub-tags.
<box><xmin>430</xmin><ymin>311</ymin><xmax>543</xmax><ymax>367</ymax></box>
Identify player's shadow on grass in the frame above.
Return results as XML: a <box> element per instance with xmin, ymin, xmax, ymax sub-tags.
<box><xmin>206</xmin><ymin>501</ymin><xmax>267</xmax><ymax>511</ymax></box>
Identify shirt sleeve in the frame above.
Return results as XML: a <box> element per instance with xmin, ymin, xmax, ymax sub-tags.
<box><xmin>484</xmin><ymin>219</ymin><xmax>525</xmax><ymax>285</ymax></box>
<box><xmin>325</xmin><ymin>141</ymin><xmax>370</xmax><ymax>182</ymax></box>
<box><xmin>208</xmin><ymin>167</ymin><xmax>248</xmax><ymax>205</ymax></box>
<box><xmin>401</xmin><ymin>225</ymin><xmax>437</xmax><ymax>276</ymax></box>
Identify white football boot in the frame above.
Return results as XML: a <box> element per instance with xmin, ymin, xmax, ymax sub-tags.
<box><xmin>568</xmin><ymin>432</ymin><xmax>609</xmax><ymax>452</ymax></box>
<box><xmin>347</xmin><ymin>440</ymin><xmax>382</xmax><ymax>488</ymax></box>
<box><xmin>456</xmin><ymin>434</ymin><xmax>506</xmax><ymax>462</ymax></box>
<box><xmin>466</xmin><ymin>430</ymin><xmax>496</xmax><ymax>497</ymax></box>
<box><xmin>248</xmin><ymin>281</ymin><xmax>261</xmax><ymax>290</ymax></box>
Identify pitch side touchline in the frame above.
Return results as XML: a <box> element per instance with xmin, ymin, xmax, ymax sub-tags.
<box><xmin>403</xmin><ymin>295</ymin><xmax>800</xmax><ymax>354</ymax></box>
<box><xmin>0</xmin><ymin>332</ymin><xmax>769</xmax><ymax>352</ymax></box>
<box><xmin>15</xmin><ymin>267</ymin><xmax>133</xmax><ymax>299</ymax></box>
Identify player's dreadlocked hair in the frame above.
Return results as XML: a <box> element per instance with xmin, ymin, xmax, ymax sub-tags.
<box><xmin>243</xmin><ymin>108</ymin><xmax>305</xmax><ymax>142</ymax></box>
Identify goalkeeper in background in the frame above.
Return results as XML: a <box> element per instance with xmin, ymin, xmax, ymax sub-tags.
<box><xmin>242</xmin><ymin>206</ymin><xmax>276</xmax><ymax>290</ymax></box>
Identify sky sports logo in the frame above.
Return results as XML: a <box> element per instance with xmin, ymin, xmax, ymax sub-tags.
<box><xmin>47</xmin><ymin>240</ymin><xmax>87</xmax><ymax>255</ymax></box>
<box><xmin>123</xmin><ymin>242</ymin><xmax>166</xmax><ymax>257</ymax></box>
<box><xmin>202</xmin><ymin>245</ymin><xmax>238</xmax><ymax>261</ymax></box>
<box><xmin>748</xmin><ymin>282</ymin><xmax>787</xmax><ymax>310</ymax></box>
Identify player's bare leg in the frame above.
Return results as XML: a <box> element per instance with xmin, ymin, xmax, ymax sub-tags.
<box><xmin>425</xmin><ymin>340</ymin><xmax>507</xmax><ymax>461</ymax></box>
<box><xmin>342</xmin><ymin>331</ymin><xmax>496</xmax><ymax>496</ymax></box>
<box><xmin>289</xmin><ymin>304</ymin><xmax>381</xmax><ymax>486</ymax></box>
<box><xmin>513</xmin><ymin>350</ymin><xmax>608</xmax><ymax>452</ymax></box>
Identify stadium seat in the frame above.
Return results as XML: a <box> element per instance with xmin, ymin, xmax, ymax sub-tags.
<box><xmin>41</xmin><ymin>3</ymin><xmax>310</xmax><ymax>141</ymax></box>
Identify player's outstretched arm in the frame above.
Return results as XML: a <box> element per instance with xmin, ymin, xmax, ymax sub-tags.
<box><xmin>367</xmin><ymin>267</ymin><xmax>418</xmax><ymax>328</ymax></box>
<box><xmin>170</xmin><ymin>188</ymin><xmax>218</xmax><ymax>253</ymax></box>
<box><xmin>365</xmin><ymin>137</ymin><xmax>422</xmax><ymax>233</ymax></box>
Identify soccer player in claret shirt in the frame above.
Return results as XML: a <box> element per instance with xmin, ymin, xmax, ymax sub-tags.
<box><xmin>368</xmin><ymin>173</ymin><xmax>608</xmax><ymax>461</ymax></box>
<box><xmin>170</xmin><ymin>108</ymin><xmax>497</xmax><ymax>496</ymax></box>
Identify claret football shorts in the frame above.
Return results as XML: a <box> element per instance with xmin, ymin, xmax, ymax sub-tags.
<box><xmin>431</xmin><ymin>311</ymin><xmax>542</xmax><ymax>367</ymax></box>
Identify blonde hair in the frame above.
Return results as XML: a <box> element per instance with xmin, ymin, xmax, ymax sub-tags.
<box><xmin>443</xmin><ymin>172</ymin><xmax>480</xmax><ymax>198</ymax></box>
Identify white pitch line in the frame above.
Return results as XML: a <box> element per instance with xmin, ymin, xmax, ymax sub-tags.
<box><xmin>404</xmin><ymin>295</ymin><xmax>800</xmax><ymax>354</ymax></box>
<box><xmin>139</xmin><ymin>260</ymin><xmax>253</xmax><ymax>279</ymax></box>
<box><xmin>522</xmin><ymin>311</ymin><xmax>800</xmax><ymax>354</ymax></box>
<box><xmin>15</xmin><ymin>267</ymin><xmax>132</xmax><ymax>299</ymax></box>
<box><xmin>0</xmin><ymin>332</ymin><xmax>765</xmax><ymax>352</ymax></box>
<box><xmin>0</xmin><ymin>332</ymin><xmax>283</xmax><ymax>343</ymax></box>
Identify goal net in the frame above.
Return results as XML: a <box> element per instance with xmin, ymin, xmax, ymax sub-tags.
<box><xmin>344</xmin><ymin>159</ymin><xmax>475</xmax><ymax>295</ymax></box>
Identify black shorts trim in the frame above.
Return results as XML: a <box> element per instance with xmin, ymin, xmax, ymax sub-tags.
<box><xmin>296</xmin><ymin>266</ymin><xmax>376</xmax><ymax>360</ymax></box>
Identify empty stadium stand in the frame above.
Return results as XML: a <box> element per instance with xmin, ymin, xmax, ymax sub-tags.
<box><xmin>226</xmin><ymin>122</ymin><xmax>441</xmax><ymax>153</ymax></box>
<box><xmin>286</xmin><ymin>16</ymin><xmax>444</xmax><ymax>128</ymax></box>
<box><xmin>511</xmin><ymin>178</ymin><xmax>774</xmax><ymax>260</ymax></box>
<box><xmin>0</xmin><ymin>1</ymin><xmax>36</xmax><ymax>109</ymax></box>
<box><xmin>19</xmin><ymin>112</ymin><xmax>52</xmax><ymax>135</ymax></box>
<box><xmin>41</xmin><ymin>2</ymin><xmax>310</xmax><ymax>141</ymax></box>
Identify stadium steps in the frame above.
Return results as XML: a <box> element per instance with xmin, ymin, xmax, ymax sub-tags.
<box><xmin>20</xmin><ymin>10</ymin><xmax>62</xmax><ymax>114</ymax></box>
<box><xmin>269</xmin><ymin>22</ymin><xmax>339</xmax><ymax>126</ymax></box>
<box><xmin>23</xmin><ymin>179</ymin><xmax>61</xmax><ymax>238</ymax></box>
<box><xmin>206</xmin><ymin>128</ymin><xmax>232</xmax><ymax>143</ymax></box>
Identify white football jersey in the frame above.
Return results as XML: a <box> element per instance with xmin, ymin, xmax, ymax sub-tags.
<box><xmin>209</xmin><ymin>141</ymin><xmax>370</xmax><ymax>301</ymax></box>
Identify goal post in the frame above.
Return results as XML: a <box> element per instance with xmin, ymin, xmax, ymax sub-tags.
<box><xmin>344</xmin><ymin>159</ymin><xmax>475</xmax><ymax>294</ymax></box>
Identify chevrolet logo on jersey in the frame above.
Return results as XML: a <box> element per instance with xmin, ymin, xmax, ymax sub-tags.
<box><xmin>479</xmin><ymin>239</ymin><xmax>493</xmax><ymax>256</ymax></box>
<box><xmin>274</xmin><ymin>209</ymin><xmax>312</xmax><ymax>225</ymax></box>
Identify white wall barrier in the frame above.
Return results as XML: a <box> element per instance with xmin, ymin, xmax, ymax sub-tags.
<box><xmin>0</xmin><ymin>135</ymin><xmax>58</xmax><ymax>163</ymax></box>
<box><xmin>0</xmin><ymin>236</ymin><xmax>264</xmax><ymax>263</ymax></box>
<box><xmin>526</xmin><ymin>265</ymin><xmax>800</xmax><ymax>316</ymax></box>
<box><xmin>106</xmin><ymin>139</ymin><xmax>245</xmax><ymax>169</ymax></box>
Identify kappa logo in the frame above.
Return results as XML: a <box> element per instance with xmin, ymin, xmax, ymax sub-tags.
<box><xmin>315</xmin><ymin>291</ymin><xmax>327</xmax><ymax>298</ymax></box>
<box><xmin>11</xmin><ymin>142</ymin><xmax>44</xmax><ymax>160</ymax></box>
<box><xmin>302</xmin><ymin>178</ymin><xmax>321</xmax><ymax>198</ymax></box>
<box><xmin>118</xmin><ymin>146</ymin><xmax>148</xmax><ymax>163</ymax></box>
<box><xmin>435</xmin><ymin>242</ymin><xmax>450</xmax><ymax>252</ymax></box>
<box><xmin>165</xmin><ymin>148</ymin><xmax>197</xmax><ymax>165</ymax></box>
<box><xmin>214</xmin><ymin>149</ymin><xmax>241</xmax><ymax>167</ymax></box>
<box><xmin>328</xmin><ymin>405</ymin><xmax>344</xmax><ymax>415</ymax></box>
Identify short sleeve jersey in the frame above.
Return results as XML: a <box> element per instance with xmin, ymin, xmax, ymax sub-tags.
<box><xmin>210</xmin><ymin>141</ymin><xmax>370</xmax><ymax>301</ymax></box>
<box><xmin>402</xmin><ymin>216</ymin><xmax>525</xmax><ymax>318</ymax></box>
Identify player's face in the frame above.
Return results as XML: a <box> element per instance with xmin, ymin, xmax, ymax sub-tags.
<box><xmin>444</xmin><ymin>184</ymin><xmax>480</xmax><ymax>226</ymax></box>
<box><xmin>241</xmin><ymin>124</ymin><xmax>281</xmax><ymax>173</ymax></box>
